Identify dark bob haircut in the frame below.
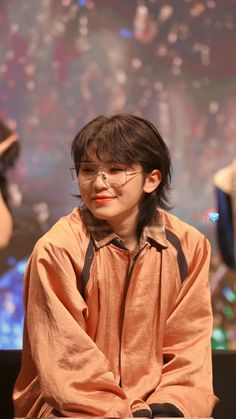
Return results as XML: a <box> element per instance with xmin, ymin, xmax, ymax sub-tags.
<box><xmin>71</xmin><ymin>113</ymin><xmax>172</xmax><ymax>234</ymax></box>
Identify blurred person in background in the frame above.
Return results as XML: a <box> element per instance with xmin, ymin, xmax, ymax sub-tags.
<box><xmin>214</xmin><ymin>160</ymin><xmax>236</xmax><ymax>269</ymax></box>
<box><xmin>0</xmin><ymin>120</ymin><xmax>20</xmax><ymax>248</ymax></box>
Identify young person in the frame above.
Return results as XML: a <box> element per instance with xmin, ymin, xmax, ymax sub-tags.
<box><xmin>13</xmin><ymin>113</ymin><xmax>218</xmax><ymax>417</ymax></box>
<box><xmin>0</xmin><ymin>120</ymin><xmax>19</xmax><ymax>248</ymax></box>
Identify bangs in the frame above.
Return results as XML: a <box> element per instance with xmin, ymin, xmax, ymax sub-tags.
<box><xmin>74</xmin><ymin>121</ymin><xmax>140</xmax><ymax>167</ymax></box>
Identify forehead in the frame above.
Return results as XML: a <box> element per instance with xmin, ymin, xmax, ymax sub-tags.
<box><xmin>80</xmin><ymin>145</ymin><xmax>133</xmax><ymax>165</ymax></box>
<box><xmin>81</xmin><ymin>146</ymin><xmax>112</xmax><ymax>163</ymax></box>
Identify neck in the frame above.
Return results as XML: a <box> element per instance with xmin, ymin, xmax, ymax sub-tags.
<box><xmin>108</xmin><ymin>213</ymin><xmax>139</xmax><ymax>250</ymax></box>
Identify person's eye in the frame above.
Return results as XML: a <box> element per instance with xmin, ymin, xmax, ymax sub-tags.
<box><xmin>80</xmin><ymin>165</ymin><xmax>96</xmax><ymax>173</ymax></box>
<box><xmin>109</xmin><ymin>166</ymin><xmax>125</xmax><ymax>173</ymax></box>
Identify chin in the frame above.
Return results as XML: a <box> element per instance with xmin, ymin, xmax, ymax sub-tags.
<box><xmin>89</xmin><ymin>207</ymin><xmax>118</xmax><ymax>220</ymax></box>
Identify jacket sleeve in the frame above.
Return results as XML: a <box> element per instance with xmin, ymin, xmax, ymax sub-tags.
<box><xmin>24</xmin><ymin>238</ymin><xmax>151</xmax><ymax>417</ymax></box>
<box><xmin>146</xmin><ymin>236</ymin><xmax>218</xmax><ymax>417</ymax></box>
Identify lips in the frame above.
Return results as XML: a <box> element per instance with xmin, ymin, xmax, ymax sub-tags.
<box><xmin>92</xmin><ymin>196</ymin><xmax>115</xmax><ymax>204</ymax></box>
<box><xmin>92</xmin><ymin>195</ymin><xmax>114</xmax><ymax>199</ymax></box>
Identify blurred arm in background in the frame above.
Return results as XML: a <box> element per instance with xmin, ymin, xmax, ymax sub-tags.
<box><xmin>0</xmin><ymin>187</ymin><xmax>14</xmax><ymax>248</ymax></box>
<box><xmin>0</xmin><ymin>122</ymin><xmax>20</xmax><ymax>248</ymax></box>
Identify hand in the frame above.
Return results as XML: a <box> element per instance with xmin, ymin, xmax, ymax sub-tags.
<box><xmin>0</xmin><ymin>134</ymin><xmax>18</xmax><ymax>157</ymax></box>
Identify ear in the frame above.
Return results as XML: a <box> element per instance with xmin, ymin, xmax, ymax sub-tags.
<box><xmin>143</xmin><ymin>169</ymin><xmax>162</xmax><ymax>193</ymax></box>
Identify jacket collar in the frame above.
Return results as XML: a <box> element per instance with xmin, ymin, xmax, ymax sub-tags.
<box><xmin>79</xmin><ymin>206</ymin><xmax>168</xmax><ymax>249</ymax></box>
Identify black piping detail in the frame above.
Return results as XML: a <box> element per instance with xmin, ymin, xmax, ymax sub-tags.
<box><xmin>78</xmin><ymin>230</ymin><xmax>188</xmax><ymax>300</ymax></box>
<box><xmin>149</xmin><ymin>402</ymin><xmax>184</xmax><ymax>417</ymax></box>
<box><xmin>78</xmin><ymin>236</ymin><xmax>94</xmax><ymax>300</ymax></box>
<box><xmin>165</xmin><ymin>229</ymin><xmax>188</xmax><ymax>283</ymax></box>
<box><xmin>111</xmin><ymin>237</ymin><xmax>127</xmax><ymax>250</ymax></box>
<box><xmin>132</xmin><ymin>408</ymin><xmax>152</xmax><ymax>417</ymax></box>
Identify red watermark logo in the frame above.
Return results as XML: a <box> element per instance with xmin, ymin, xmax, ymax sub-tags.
<box><xmin>192</xmin><ymin>208</ymin><xmax>219</xmax><ymax>222</ymax></box>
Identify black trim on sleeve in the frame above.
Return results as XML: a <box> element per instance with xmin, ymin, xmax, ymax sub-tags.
<box><xmin>132</xmin><ymin>408</ymin><xmax>152</xmax><ymax>417</ymax></box>
<box><xmin>149</xmin><ymin>402</ymin><xmax>184</xmax><ymax>417</ymax></box>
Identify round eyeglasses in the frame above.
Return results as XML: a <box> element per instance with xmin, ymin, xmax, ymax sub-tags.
<box><xmin>70</xmin><ymin>162</ymin><xmax>145</xmax><ymax>187</ymax></box>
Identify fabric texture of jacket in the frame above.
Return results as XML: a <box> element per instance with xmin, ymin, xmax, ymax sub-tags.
<box><xmin>13</xmin><ymin>207</ymin><xmax>218</xmax><ymax>417</ymax></box>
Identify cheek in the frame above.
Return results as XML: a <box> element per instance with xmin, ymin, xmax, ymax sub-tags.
<box><xmin>78</xmin><ymin>184</ymin><xmax>89</xmax><ymax>200</ymax></box>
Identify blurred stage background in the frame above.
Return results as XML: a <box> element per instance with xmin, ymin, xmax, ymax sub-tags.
<box><xmin>0</xmin><ymin>0</ymin><xmax>236</xmax><ymax>349</ymax></box>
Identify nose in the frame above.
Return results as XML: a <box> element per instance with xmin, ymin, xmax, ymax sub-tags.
<box><xmin>93</xmin><ymin>170</ymin><xmax>109</xmax><ymax>188</ymax></box>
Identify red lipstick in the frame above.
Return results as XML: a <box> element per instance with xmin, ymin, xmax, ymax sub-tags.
<box><xmin>92</xmin><ymin>196</ymin><xmax>114</xmax><ymax>204</ymax></box>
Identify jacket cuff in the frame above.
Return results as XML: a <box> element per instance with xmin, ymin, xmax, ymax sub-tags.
<box><xmin>149</xmin><ymin>402</ymin><xmax>184</xmax><ymax>417</ymax></box>
<box><xmin>133</xmin><ymin>408</ymin><xmax>152</xmax><ymax>417</ymax></box>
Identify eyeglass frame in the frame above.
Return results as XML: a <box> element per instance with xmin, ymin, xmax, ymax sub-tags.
<box><xmin>69</xmin><ymin>163</ymin><xmax>146</xmax><ymax>187</ymax></box>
